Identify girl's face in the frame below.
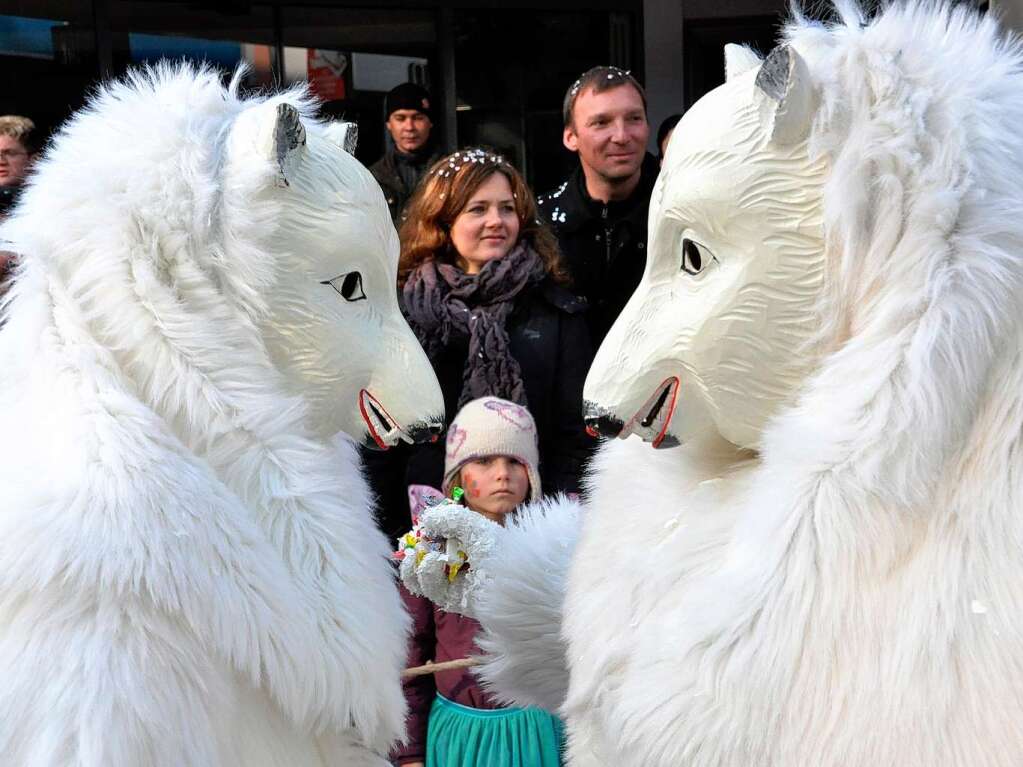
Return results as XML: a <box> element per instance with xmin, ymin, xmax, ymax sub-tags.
<box><xmin>449</xmin><ymin>172</ymin><xmax>520</xmax><ymax>274</ymax></box>
<box><xmin>459</xmin><ymin>455</ymin><xmax>529</xmax><ymax>524</ymax></box>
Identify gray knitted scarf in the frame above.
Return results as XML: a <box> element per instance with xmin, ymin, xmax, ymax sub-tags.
<box><xmin>403</xmin><ymin>243</ymin><xmax>546</xmax><ymax>408</ymax></box>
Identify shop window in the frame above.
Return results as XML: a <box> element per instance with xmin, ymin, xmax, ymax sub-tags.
<box><xmin>0</xmin><ymin>5</ymin><xmax>97</xmax><ymax>144</ymax></box>
<box><xmin>278</xmin><ymin>6</ymin><xmax>436</xmax><ymax>167</ymax></box>
<box><xmin>0</xmin><ymin>15</ymin><xmax>70</xmax><ymax>59</ymax></box>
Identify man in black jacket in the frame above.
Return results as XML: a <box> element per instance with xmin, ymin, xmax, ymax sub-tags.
<box><xmin>537</xmin><ymin>66</ymin><xmax>658</xmax><ymax>347</ymax></box>
<box><xmin>369</xmin><ymin>83</ymin><xmax>441</xmax><ymax>224</ymax></box>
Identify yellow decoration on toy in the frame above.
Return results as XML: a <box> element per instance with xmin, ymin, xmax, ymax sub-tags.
<box><xmin>447</xmin><ymin>561</ymin><xmax>463</xmax><ymax>582</ymax></box>
<box><xmin>446</xmin><ymin>547</ymin><xmax>468</xmax><ymax>582</ymax></box>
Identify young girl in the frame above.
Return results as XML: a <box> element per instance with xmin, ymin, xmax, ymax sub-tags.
<box><xmin>392</xmin><ymin>396</ymin><xmax>564</xmax><ymax>767</ymax></box>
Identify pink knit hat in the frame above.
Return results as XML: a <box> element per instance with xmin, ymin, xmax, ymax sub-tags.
<box><xmin>442</xmin><ymin>396</ymin><xmax>541</xmax><ymax>502</ymax></box>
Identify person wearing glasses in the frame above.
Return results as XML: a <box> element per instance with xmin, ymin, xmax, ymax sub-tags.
<box><xmin>0</xmin><ymin>115</ymin><xmax>38</xmax><ymax>198</ymax></box>
<box><xmin>0</xmin><ymin>115</ymin><xmax>39</xmax><ymax>291</ymax></box>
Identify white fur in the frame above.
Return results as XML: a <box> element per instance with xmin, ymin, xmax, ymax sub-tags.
<box><xmin>0</xmin><ymin>65</ymin><xmax>440</xmax><ymax>765</ymax></box>
<box><xmin>724</xmin><ymin>43</ymin><xmax>762</xmax><ymax>81</ymax></box>
<box><xmin>490</xmin><ymin>4</ymin><xmax>1023</xmax><ymax>765</ymax></box>
<box><xmin>399</xmin><ymin>500</ymin><xmax>503</xmax><ymax>616</ymax></box>
<box><xmin>472</xmin><ymin>495</ymin><xmax>581</xmax><ymax>712</ymax></box>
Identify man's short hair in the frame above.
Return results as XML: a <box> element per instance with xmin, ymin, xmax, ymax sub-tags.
<box><xmin>0</xmin><ymin>116</ymin><xmax>40</xmax><ymax>154</ymax></box>
<box><xmin>657</xmin><ymin>112</ymin><xmax>684</xmax><ymax>155</ymax></box>
<box><xmin>562</xmin><ymin>66</ymin><xmax>647</xmax><ymax>127</ymax></box>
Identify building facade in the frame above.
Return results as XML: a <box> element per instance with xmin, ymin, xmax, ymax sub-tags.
<box><xmin>0</xmin><ymin>0</ymin><xmax>1006</xmax><ymax>189</ymax></box>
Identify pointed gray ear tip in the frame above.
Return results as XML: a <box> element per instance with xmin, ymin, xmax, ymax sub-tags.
<box><xmin>755</xmin><ymin>44</ymin><xmax>815</xmax><ymax>145</ymax></box>
<box><xmin>342</xmin><ymin>122</ymin><xmax>359</xmax><ymax>155</ymax></box>
<box><xmin>323</xmin><ymin>121</ymin><xmax>359</xmax><ymax>155</ymax></box>
<box><xmin>755</xmin><ymin>45</ymin><xmax>794</xmax><ymax>101</ymax></box>
<box><xmin>274</xmin><ymin>102</ymin><xmax>306</xmax><ymax>140</ymax></box>
<box><xmin>275</xmin><ymin>103</ymin><xmax>305</xmax><ymax>134</ymax></box>
<box><xmin>272</xmin><ymin>101</ymin><xmax>307</xmax><ymax>184</ymax></box>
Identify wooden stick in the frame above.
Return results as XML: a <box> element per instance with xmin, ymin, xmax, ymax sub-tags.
<box><xmin>402</xmin><ymin>657</ymin><xmax>480</xmax><ymax>678</ymax></box>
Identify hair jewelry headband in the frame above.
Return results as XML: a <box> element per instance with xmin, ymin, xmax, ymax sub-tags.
<box><xmin>434</xmin><ymin>148</ymin><xmax>508</xmax><ymax>178</ymax></box>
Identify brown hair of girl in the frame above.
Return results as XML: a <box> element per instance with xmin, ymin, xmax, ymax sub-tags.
<box><xmin>397</xmin><ymin>148</ymin><xmax>568</xmax><ymax>287</ymax></box>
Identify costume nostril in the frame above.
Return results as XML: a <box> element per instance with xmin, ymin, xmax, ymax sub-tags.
<box><xmin>584</xmin><ymin>415</ymin><xmax>625</xmax><ymax>439</ymax></box>
<box><xmin>406</xmin><ymin>420</ymin><xmax>445</xmax><ymax>444</ymax></box>
<box><xmin>583</xmin><ymin>401</ymin><xmax>625</xmax><ymax>439</ymax></box>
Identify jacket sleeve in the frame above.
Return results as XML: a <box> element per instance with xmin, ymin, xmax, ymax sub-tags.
<box><xmin>391</xmin><ymin>583</ymin><xmax>437</xmax><ymax>764</ymax></box>
<box><xmin>544</xmin><ymin>311</ymin><xmax>596</xmax><ymax>495</ymax></box>
<box><xmin>361</xmin><ymin>442</ymin><xmax>413</xmax><ymax>545</ymax></box>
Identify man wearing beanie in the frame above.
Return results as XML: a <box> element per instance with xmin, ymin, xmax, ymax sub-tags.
<box><xmin>370</xmin><ymin>82</ymin><xmax>441</xmax><ymax>223</ymax></box>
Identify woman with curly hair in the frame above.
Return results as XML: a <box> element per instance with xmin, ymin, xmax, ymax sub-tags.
<box><xmin>368</xmin><ymin>147</ymin><xmax>593</xmax><ymax>545</ymax></box>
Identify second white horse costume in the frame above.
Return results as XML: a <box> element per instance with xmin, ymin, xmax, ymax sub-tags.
<box><xmin>413</xmin><ymin>4</ymin><xmax>1023</xmax><ymax>766</ymax></box>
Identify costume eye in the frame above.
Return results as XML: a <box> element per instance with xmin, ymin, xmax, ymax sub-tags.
<box><xmin>321</xmin><ymin>271</ymin><xmax>366</xmax><ymax>302</ymax></box>
<box><xmin>681</xmin><ymin>238</ymin><xmax>713</xmax><ymax>276</ymax></box>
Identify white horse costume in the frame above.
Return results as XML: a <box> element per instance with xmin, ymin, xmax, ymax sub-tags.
<box><xmin>430</xmin><ymin>3</ymin><xmax>1023</xmax><ymax>766</ymax></box>
<box><xmin>0</xmin><ymin>66</ymin><xmax>444</xmax><ymax>766</ymax></box>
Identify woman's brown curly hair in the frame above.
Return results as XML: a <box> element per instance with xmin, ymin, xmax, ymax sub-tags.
<box><xmin>397</xmin><ymin>148</ymin><xmax>568</xmax><ymax>287</ymax></box>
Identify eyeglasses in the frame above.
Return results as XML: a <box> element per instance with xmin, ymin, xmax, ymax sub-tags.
<box><xmin>0</xmin><ymin>149</ymin><xmax>27</xmax><ymax>160</ymax></box>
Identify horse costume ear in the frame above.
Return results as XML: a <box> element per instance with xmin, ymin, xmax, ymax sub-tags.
<box><xmin>755</xmin><ymin>45</ymin><xmax>816</xmax><ymax>145</ymax></box>
<box><xmin>323</xmin><ymin>121</ymin><xmax>359</xmax><ymax>155</ymax></box>
<box><xmin>257</xmin><ymin>102</ymin><xmax>307</xmax><ymax>186</ymax></box>
<box><xmin>724</xmin><ymin>43</ymin><xmax>762</xmax><ymax>80</ymax></box>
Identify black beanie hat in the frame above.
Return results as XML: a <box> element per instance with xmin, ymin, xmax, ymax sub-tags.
<box><xmin>385</xmin><ymin>83</ymin><xmax>433</xmax><ymax>120</ymax></box>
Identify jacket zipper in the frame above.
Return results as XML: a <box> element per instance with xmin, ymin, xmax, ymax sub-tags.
<box><xmin>602</xmin><ymin>205</ymin><xmax>612</xmax><ymax>267</ymax></box>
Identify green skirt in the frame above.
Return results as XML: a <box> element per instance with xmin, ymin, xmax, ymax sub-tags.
<box><xmin>425</xmin><ymin>694</ymin><xmax>565</xmax><ymax>767</ymax></box>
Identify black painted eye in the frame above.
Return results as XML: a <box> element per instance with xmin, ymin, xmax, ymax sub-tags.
<box><xmin>321</xmin><ymin>271</ymin><xmax>367</xmax><ymax>302</ymax></box>
<box><xmin>681</xmin><ymin>238</ymin><xmax>711</xmax><ymax>276</ymax></box>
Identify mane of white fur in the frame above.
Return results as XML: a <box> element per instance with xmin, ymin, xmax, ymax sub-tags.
<box><xmin>0</xmin><ymin>64</ymin><xmax>407</xmax><ymax>765</ymax></box>
<box><xmin>478</xmin><ymin>4</ymin><xmax>1023</xmax><ymax>765</ymax></box>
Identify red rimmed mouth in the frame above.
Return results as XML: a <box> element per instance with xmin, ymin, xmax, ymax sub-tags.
<box><xmin>619</xmin><ymin>376</ymin><xmax>681</xmax><ymax>448</ymax></box>
<box><xmin>359</xmin><ymin>390</ymin><xmax>443</xmax><ymax>450</ymax></box>
<box><xmin>359</xmin><ymin>389</ymin><xmax>401</xmax><ymax>449</ymax></box>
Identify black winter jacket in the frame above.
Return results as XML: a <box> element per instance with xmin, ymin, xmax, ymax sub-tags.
<box><xmin>537</xmin><ymin>153</ymin><xmax>659</xmax><ymax>347</ymax></box>
<box><xmin>368</xmin><ymin>145</ymin><xmax>440</xmax><ymax>224</ymax></box>
<box><xmin>365</xmin><ymin>277</ymin><xmax>595</xmax><ymax>542</ymax></box>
